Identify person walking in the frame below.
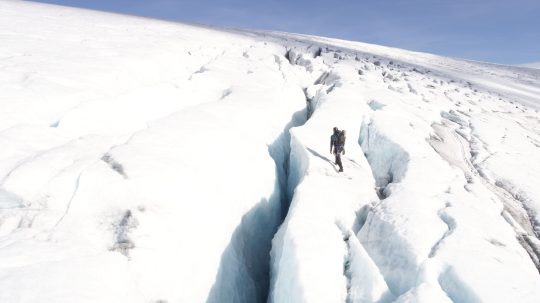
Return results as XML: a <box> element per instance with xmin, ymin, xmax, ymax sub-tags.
<box><xmin>330</xmin><ymin>127</ymin><xmax>346</xmax><ymax>172</ymax></box>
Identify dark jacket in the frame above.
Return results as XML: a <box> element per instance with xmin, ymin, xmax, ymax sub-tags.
<box><xmin>330</xmin><ymin>131</ymin><xmax>339</xmax><ymax>153</ymax></box>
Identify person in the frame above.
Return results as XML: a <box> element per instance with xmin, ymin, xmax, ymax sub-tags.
<box><xmin>330</xmin><ymin>127</ymin><xmax>346</xmax><ymax>172</ymax></box>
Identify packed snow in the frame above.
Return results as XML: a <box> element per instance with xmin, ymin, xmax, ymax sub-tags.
<box><xmin>1</xmin><ymin>1</ymin><xmax>540</xmax><ymax>302</ymax></box>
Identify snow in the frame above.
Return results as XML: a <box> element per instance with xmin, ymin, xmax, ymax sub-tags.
<box><xmin>519</xmin><ymin>62</ymin><xmax>540</xmax><ymax>69</ymax></box>
<box><xmin>1</xmin><ymin>1</ymin><xmax>540</xmax><ymax>302</ymax></box>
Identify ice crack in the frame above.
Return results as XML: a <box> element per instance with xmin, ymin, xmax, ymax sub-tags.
<box><xmin>429</xmin><ymin>204</ymin><xmax>456</xmax><ymax>258</ymax></box>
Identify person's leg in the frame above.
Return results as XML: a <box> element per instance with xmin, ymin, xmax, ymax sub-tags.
<box><xmin>336</xmin><ymin>153</ymin><xmax>343</xmax><ymax>172</ymax></box>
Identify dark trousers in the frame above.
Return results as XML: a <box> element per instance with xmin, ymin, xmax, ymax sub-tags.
<box><xmin>334</xmin><ymin>151</ymin><xmax>343</xmax><ymax>171</ymax></box>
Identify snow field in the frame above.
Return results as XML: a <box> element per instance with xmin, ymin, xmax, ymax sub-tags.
<box><xmin>0</xmin><ymin>2</ymin><xmax>309</xmax><ymax>302</ymax></box>
<box><xmin>1</xmin><ymin>1</ymin><xmax>540</xmax><ymax>302</ymax></box>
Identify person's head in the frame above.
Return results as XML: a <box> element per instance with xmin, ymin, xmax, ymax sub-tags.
<box><xmin>341</xmin><ymin>130</ymin><xmax>346</xmax><ymax>134</ymax></box>
<box><xmin>333</xmin><ymin>127</ymin><xmax>338</xmax><ymax>133</ymax></box>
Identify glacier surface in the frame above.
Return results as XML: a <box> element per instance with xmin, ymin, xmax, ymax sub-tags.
<box><xmin>1</xmin><ymin>1</ymin><xmax>540</xmax><ymax>302</ymax></box>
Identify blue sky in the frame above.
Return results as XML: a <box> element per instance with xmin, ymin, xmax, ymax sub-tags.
<box><xmin>33</xmin><ymin>0</ymin><xmax>539</xmax><ymax>65</ymax></box>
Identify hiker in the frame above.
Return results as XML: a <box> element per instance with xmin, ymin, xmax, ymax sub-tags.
<box><xmin>330</xmin><ymin>127</ymin><xmax>346</xmax><ymax>172</ymax></box>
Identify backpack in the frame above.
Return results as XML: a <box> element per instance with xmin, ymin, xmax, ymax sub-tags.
<box><xmin>337</xmin><ymin>130</ymin><xmax>346</xmax><ymax>145</ymax></box>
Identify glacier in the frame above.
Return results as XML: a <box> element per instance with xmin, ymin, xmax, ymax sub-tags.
<box><xmin>1</xmin><ymin>1</ymin><xmax>540</xmax><ymax>302</ymax></box>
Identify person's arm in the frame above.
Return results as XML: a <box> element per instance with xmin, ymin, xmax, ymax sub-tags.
<box><xmin>330</xmin><ymin>135</ymin><xmax>334</xmax><ymax>153</ymax></box>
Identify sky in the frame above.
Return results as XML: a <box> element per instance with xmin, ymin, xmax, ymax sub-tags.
<box><xmin>32</xmin><ymin>0</ymin><xmax>540</xmax><ymax>65</ymax></box>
